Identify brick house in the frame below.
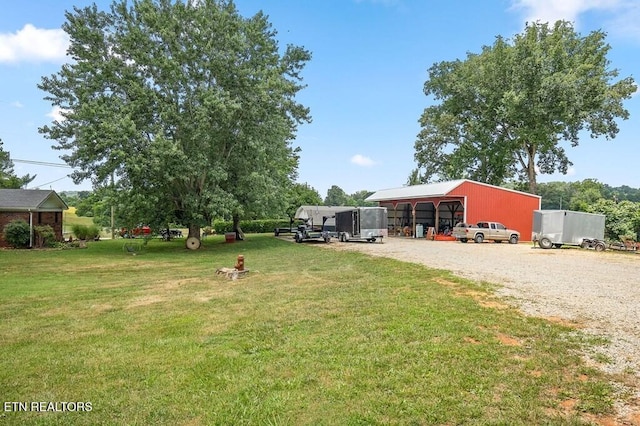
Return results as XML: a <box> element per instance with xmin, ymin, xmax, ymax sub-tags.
<box><xmin>0</xmin><ymin>189</ymin><xmax>68</xmax><ymax>247</ymax></box>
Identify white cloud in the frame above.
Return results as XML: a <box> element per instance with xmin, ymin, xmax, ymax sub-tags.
<box><xmin>511</xmin><ymin>0</ymin><xmax>619</xmax><ymax>24</ymax></box>
<box><xmin>11</xmin><ymin>101</ymin><xmax>24</xmax><ymax>108</ymax></box>
<box><xmin>46</xmin><ymin>106</ymin><xmax>69</xmax><ymax>122</ymax></box>
<box><xmin>510</xmin><ymin>0</ymin><xmax>640</xmax><ymax>42</ymax></box>
<box><xmin>350</xmin><ymin>154</ymin><xmax>378</xmax><ymax>167</ymax></box>
<box><xmin>0</xmin><ymin>24</ymin><xmax>69</xmax><ymax>63</ymax></box>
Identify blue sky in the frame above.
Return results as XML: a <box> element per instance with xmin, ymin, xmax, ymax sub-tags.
<box><xmin>1</xmin><ymin>0</ymin><xmax>639</xmax><ymax>197</ymax></box>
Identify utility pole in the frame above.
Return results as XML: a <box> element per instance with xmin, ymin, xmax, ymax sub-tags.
<box><xmin>110</xmin><ymin>173</ymin><xmax>115</xmax><ymax>240</ymax></box>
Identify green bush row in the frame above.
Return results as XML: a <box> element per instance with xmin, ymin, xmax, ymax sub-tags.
<box><xmin>212</xmin><ymin>219</ymin><xmax>296</xmax><ymax>234</ymax></box>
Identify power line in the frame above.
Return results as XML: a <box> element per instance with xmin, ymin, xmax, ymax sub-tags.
<box><xmin>35</xmin><ymin>175</ymin><xmax>72</xmax><ymax>187</ymax></box>
<box><xmin>12</xmin><ymin>158</ymin><xmax>73</xmax><ymax>169</ymax></box>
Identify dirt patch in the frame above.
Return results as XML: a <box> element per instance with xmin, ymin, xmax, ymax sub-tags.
<box><xmin>496</xmin><ymin>333</ymin><xmax>521</xmax><ymax>346</ymax></box>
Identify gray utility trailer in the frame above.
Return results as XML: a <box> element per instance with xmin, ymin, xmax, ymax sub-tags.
<box><xmin>293</xmin><ymin>205</ymin><xmax>353</xmax><ymax>243</ymax></box>
<box><xmin>532</xmin><ymin>210</ymin><xmax>606</xmax><ymax>251</ymax></box>
<box><xmin>335</xmin><ymin>207</ymin><xmax>388</xmax><ymax>243</ymax></box>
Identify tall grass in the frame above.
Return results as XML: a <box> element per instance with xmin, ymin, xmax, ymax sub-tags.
<box><xmin>0</xmin><ymin>235</ymin><xmax>617</xmax><ymax>425</ymax></box>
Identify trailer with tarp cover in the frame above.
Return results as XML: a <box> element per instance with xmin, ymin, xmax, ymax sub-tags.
<box><xmin>289</xmin><ymin>205</ymin><xmax>353</xmax><ymax>243</ymax></box>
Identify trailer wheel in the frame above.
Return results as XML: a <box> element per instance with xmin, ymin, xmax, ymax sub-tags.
<box><xmin>369</xmin><ymin>238</ymin><xmax>376</xmax><ymax>243</ymax></box>
<box><xmin>538</xmin><ymin>237</ymin><xmax>553</xmax><ymax>249</ymax></box>
<box><xmin>509</xmin><ymin>235</ymin><xmax>519</xmax><ymax>244</ymax></box>
<box><xmin>580</xmin><ymin>240</ymin><xmax>590</xmax><ymax>249</ymax></box>
<box><xmin>295</xmin><ymin>233</ymin><xmax>303</xmax><ymax>243</ymax></box>
<box><xmin>553</xmin><ymin>244</ymin><xmax>562</xmax><ymax>249</ymax></box>
<box><xmin>474</xmin><ymin>234</ymin><xmax>484</xmax><ymax>244</ymax></box>
<box><xmin>324</xmin><ymin>237</ymin><xmax>331</xmax><ymax>243</ymax></box>
<box><xmin>339</xmin><ymin>233</ymin><xmax>345</xmax><ymax>242</ymax></box>
<box><xmin>460</xmin><ymin>238</ymin><xmax>468</xmax><ymax>243</ymax></box>
<box><xmin>595</xmin><ymin>242</ymin><xmax>606</xmax><ymax>252</ymax></box>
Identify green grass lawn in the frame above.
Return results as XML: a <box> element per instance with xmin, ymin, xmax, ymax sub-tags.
<box><xmin>0</xmin><ymin>235</ymin><xmax>616</xmax><ymax>425</ymax></box>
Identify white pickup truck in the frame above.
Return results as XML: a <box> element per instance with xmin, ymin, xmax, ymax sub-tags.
<box><xmin>452</xmin><ymin>221</ymin><xmax>520</xmax><ymax>244</ymax></box>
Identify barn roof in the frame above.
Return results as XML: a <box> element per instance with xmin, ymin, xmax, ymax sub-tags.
<box><xmin>0</xmin><ymin>189</ymin><xmax>68</xmax><ymax>211</ymax></box>
<box><xmin>365</xmin><ymin>179</ymin><xmax>539</xmax><ymax>202</ymax></box>
<box><xmin>365</xmin><ymin>180</ymin><xmax>466</xmax><ymax>202</ymax></box>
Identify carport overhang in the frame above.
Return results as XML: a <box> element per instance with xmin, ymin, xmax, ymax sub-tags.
<box><xmin>371</xmin><ymin>195</ymin><xmax>467</xmax><ymax>237</ymax></box>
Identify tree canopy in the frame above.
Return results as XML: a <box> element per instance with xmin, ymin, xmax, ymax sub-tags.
<box><xmin>322</xmin><ymin>185</ymin><xmax>375</xmax><ymax>207</ymax></box>
<box><xmin>413</xmin><ymin>20</ymin><xmax>636</xmax><ymax>194</ymax></box>
<box><xmin>0</xmin><ymin>139</ymin><xmax>36</xmax><ymax>189</ymax></box>
<box><xmin>39</xmin><ymin>0</ymin><xmax>311</xmax><ymax>245</ymax></box>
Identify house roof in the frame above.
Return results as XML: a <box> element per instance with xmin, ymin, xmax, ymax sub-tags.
<box><xmin>0</xmin><ymin>189</ymin><xmax>68</xmax><ymax>211</ymax></box>
<box><xmin>365</xmin><ymin>179</ymin><xmax>540</xmax><ymax>202</ymax></box>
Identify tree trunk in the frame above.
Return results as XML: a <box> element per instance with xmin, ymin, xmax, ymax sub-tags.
<box><xmin>527</xmin><ymin>145</ymin><xmax>538</xmax><ymax>195</ymax></box>
<box><xmin>232</xmin><ymin>214</ymin><xmax>244</xmax><ymax>241</ymax></box>
<box><xmin>186</xmin><ymin>223</ymin><xmax>201</xmax><ymax>249</ymax></box>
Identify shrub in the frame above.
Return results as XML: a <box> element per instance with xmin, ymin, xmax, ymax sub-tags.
<box><xmin>3</xmin><ymin>219</ymin><xmax>31</xmax><ymax>248</ymax></box>
<box><xmin>212</xmin><ymin>219</ymin><xmax>293</xmax><ymax>234</ymax></box>
<box><xmin>71</xmin><ymin>224</ymin><xmax>101</xmax><ymax>240</ymax></box>
<box><xmin>88</xmin><ymin>225</ymin><xmax>101</xmax><ymax>240</ymax></box>
<box><xmin>34</xmin><ymin>225</ymin><xmax>56</xmax><ymax>248</ymax></box>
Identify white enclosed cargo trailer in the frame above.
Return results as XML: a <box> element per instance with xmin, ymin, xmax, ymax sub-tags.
<box><xmin>532</xmin><ymin>210</ymin><xmax>606</xmax><ymax>250</ymax></box>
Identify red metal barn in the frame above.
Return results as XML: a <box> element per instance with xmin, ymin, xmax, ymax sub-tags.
<box><xmin>365</xmin><ymin>179</ymin><xmax>540</xmax><ymax>240</ymax></box>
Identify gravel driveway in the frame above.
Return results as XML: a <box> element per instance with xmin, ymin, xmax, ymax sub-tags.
<box><xmin>329</xmin><ymin>237</ymin><xmax>640</xmax><ymax>381</ymax></box>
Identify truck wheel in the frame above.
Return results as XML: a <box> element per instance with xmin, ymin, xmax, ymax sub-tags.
<box><xmin>581</xmin><ymin>240</ymin><xmax>590</xmax><ymax>249</ymax></box>
<box><xmin>324</xmin><ymin>237</ymin><xmax>331</xmax><ymax>243</ymax></box>
<box><xmin>595</xmin><ymin>242</ymin><xmax>606</xmax><ymax>252</ymax></box>
<box><xmin>509</xmin><ymin>235</ymin><xmax>519</xmax><ymax>244</ymax></box>
<box><xmin>339</xmin><ymin>233</ymin><xmax>345</xmax><ymax>242</ymax></box>
<box><xmin>538</xmin><ymin>237</ymin><xmax>553</xmax><ymax>249</ymax></box>
<box><xmin>474</xmin><ymin>234</ymin><xmax>484</xmax><ymax>244</ymax></box>
<box><xmin>460</xmin><ymin>238</ymin><xmax>467</xmax><ymax>243</ymax></box>
<box><xmin>295</xmin><ymin>233</ymin><xmax>303</xmax><ymax>243</ymax></box>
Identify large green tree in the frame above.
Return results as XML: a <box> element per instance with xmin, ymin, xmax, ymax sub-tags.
<box><xmin>588</xmin><ymin>199</ymin><xmax>640</xmax><ymax>241</ymax></box>
<box><xmin>0</xmin><ymin>139</ymin><xmax>36</xmax><ymax>189</ymax></box>
<box><xmin>414</xmin><ymin>20</ymin><xmax>636</xmax><ymax>194</ymax></box>
<box><xmin>324</xmin><ymin>185</ymin><xmax>351</xmax><ymax>206</ymax></box>
<box><xmin>39</xmin><ymin>0</ymin><xmax>310</xmax><ymax>246</ymax></box>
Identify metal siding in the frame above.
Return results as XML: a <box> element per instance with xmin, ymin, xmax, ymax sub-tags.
<box><xmin>450</xmin><ymin>181</ymin><xmax>539</xmax><ymax>240</ymax></box>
